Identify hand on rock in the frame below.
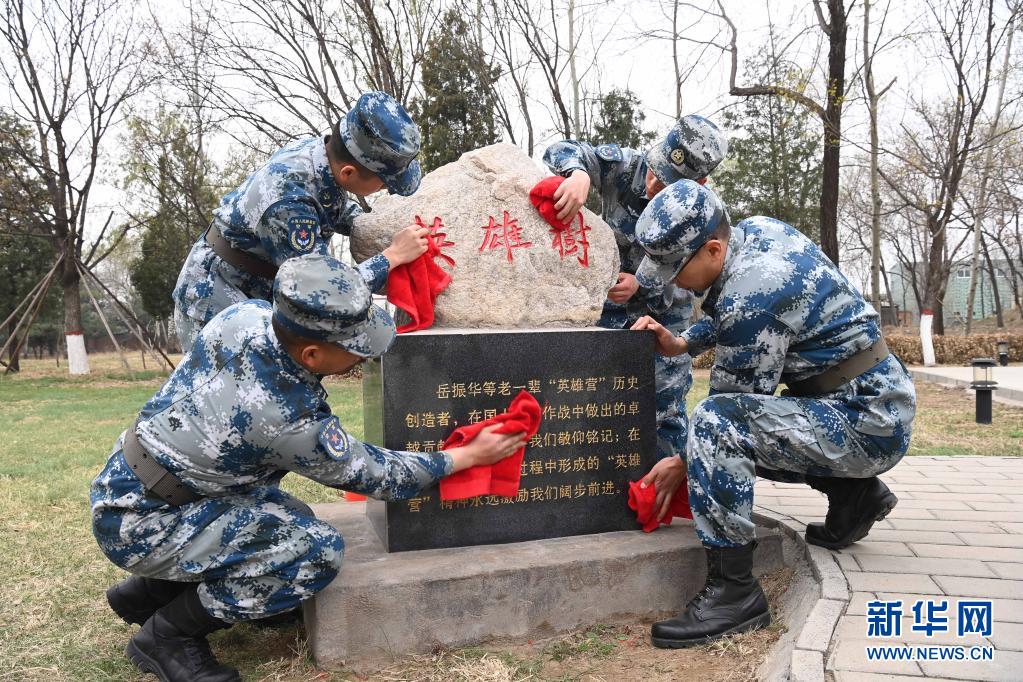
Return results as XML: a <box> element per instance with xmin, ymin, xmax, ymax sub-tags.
<box><xmin>383</xmin><ymin>225</ymin><xmax>430</xmax><ymax>268</ymax></box>
<box><xmin>608</xmin><ymin>272</ymin><xmax>640</xmax><ymax>304</ymax></box>
<box><xmin>553</xmin><ymin>170</ymin><xmax>590</xmax><ymax>222</ymax></box>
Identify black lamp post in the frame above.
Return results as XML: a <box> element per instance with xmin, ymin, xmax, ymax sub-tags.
<box><xmin>971</xmin><ymin>358</ymin><xmax>997</xmax><ymax>424</ymax></box>
<box><xmin>997</xmin><ymin>340</ymin><xmax>1009</xmax><ymax>367</ymax></box>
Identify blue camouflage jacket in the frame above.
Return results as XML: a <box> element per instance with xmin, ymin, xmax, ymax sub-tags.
<box><xmin>681</xmin><ymin>216</ymin><xmax>914</xmax><ymax>452</ymax></box>
<box><xmin>173</xmin><ymin>137</ymin><xmax>389</xmax><ymax>323</ymax></box>
<box><xmin>543</xmin><ymin>141</ymin><xmax>691</xmax><ymax>325</ymax></box>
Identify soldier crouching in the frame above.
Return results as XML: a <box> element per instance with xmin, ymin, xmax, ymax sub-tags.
<box><xmin>90</xmin><ymin>253</ymin><xmax>526</xmax><ymax>682</ymax></box>
<box><xmin>631</xmin><ymin>180</ymin><xmax>916</xmax><ymax>649</ymax></box>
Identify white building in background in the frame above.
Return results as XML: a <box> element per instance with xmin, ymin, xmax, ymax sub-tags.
<box><xmin>888</xmin><ymin>260</ymin><xmax>1021</xmax><ymax>327</ymax></box>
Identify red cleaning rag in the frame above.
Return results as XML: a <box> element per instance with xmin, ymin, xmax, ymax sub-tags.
<box><xmin>386</xmin><ymin>235</ymin><xmax>453</xmax><ymax>333</ymax></box>
<box><xmin>627</xmin><ymin>478</ymin><xmax>692</xmax><ymax>533</ymax></box>
<box><xmin>529</xmin><ymin>176</ymin><xmax>573</xmax><ymax>232</ymax></box>
<box><xmin>439</xmin><ymin>391</ymin><xmax>542</xmax><ymax>501</ymax></box>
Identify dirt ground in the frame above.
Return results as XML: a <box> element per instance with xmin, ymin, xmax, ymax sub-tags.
<box><xmin>359</xmin><ymin>568</ymin><xmax>794</xmax><ymax>682</ymax></box>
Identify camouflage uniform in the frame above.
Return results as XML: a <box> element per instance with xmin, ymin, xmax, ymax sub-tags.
<box><xmin>635</xmin><ymin>187</ymin><xmax>916</xmax><ymax>549</ymax></box>
<box><xmin>93</xmin><ymin>255</ymin><xmax>450</xmax><ymax>622</ymax></box>
<box><xmin>172</xmin><ymin>91</ymin><xmax>422</xmax><ymax>353</ymax></box>
<box><xmin>542</xmin><ymin>115</ymin><xmax>727</xmax><ymax>462</ymax></box>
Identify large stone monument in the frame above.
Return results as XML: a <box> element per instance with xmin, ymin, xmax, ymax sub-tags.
<box><xmin>351</xmin><ymin>143</ymin><xmax>620</xmax><ymax>328</ymax></box>
<box><xmin>304</xmin><ymin>144</ymin><xmax>785</xmax><ymax>669</ymax></box>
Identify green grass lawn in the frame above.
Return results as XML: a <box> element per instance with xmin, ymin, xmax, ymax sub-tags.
<box><xmin>1</xmin><ymin>354</ymin><xmax>1021</xmax><ymax>680</ymax></box>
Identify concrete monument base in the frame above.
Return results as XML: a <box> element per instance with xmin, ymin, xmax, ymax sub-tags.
<box><xmin>303</xmin><ymin>501</ymin><xmax>784</xmax><ymax>670</ymax></box>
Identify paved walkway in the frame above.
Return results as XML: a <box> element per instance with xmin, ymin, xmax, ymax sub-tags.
<box><xmin>911</xmin><ymin>365</ymin><xmax>1023</xmax><ymax>405</ymax></box>
<box><xmin>754</xmin><ymin>456</ymin><xmax>1023</xmax><ymax>682</ymax></box>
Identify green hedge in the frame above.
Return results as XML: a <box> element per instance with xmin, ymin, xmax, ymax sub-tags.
<box><xmin>691</xmin><ymin>333</ymin><xmax>1023</xmax><ymax>369</ymax></box>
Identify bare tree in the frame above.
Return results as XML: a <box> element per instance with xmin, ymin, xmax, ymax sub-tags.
<box><xmin>0</xmin><ymin>0</ymin><xmax>150</xmax><ymax>374</ymax></box>
<box><xmin>878</xmin><ymin>0</ymin><xmax>1018</xmax><ymax>335</ymax></box>
<box><xmin>505</xmin><ymin>0</ymin><xmax>576</xmax><ymax>138</ymax></box>
<box><xmin>502</xmin><ymin>0</ymin><xmax>618</xmax><ymax>140</ymax></box>
<box><xmin>189</xmin><ymin>0</ymin><xmax>439</xmax><ymax>155</ymax></box>
<box><xmin>461</xmin><ymin>0</ymin><xmax>537</xmax><ymax>153</ymax></box>
<box><xmin>986</xmin><ymin>140</ymin><xmax>1023</xmax><ymax>310</ymax></box>
<box><xmin>635</xmin><ymin>1</ymin><xmax>723</xmax><ymax>119</ymax></box>
<box><xmin>861</xmin><ymin>0</ymin><xmax>898</xmax><ymax>312</ymax></box>
<box><xmin>711</xmin><ymin>0</ymin><xmax>851</xmax><ymax>265</ymax></box>
<box><xmin>963</xmin><ymin>4</ymin><xmax>1017</xmax><ymax>333</ymax></box>
<box><xmin>840</xmin><ymin>164</ymin><xmax>897</xmax><ymax>316</ymax></box>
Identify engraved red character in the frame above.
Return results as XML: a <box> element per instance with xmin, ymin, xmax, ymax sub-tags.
<box><xmin>550</xmin><ymin>213</ymin><xmax>591</xmax><ymax>267</ymax></box>
<box><xmin>414</xmin><ymin>215</ymin><xmax>455</xmax><ymax>267</ymax></box>
<box><xmin>479</xmin><ymin>211</ymin><xmax>533</xmax><ymax>262</ymax></box>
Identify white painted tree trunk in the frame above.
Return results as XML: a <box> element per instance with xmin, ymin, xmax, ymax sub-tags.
<box><xmin>66</xmin><ymin>333</ymin><xmax>90</xmax><ymax>375</ymax></box>
<box><xmin>920</xmin><ymin>312</ymin><xmax>936</xmax><ymax>367</ymax></box>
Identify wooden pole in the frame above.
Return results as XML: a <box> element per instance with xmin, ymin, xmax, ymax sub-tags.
<box><xmin>77</xmin><ymin>261</ymin><xmax>132</xmax><ymax>372</ymax></box>
<box><xmin>76</xmin><ymin>260</ymin><xmax>175</xmax><ymax>371</ymax></box>
<box><xmin>3</xmin><ymin>260</ymin><xmax>60</xmax><ymax>375</ymax></box>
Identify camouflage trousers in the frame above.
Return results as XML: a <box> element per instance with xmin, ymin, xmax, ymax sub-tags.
<box><xmin>172</xmin><ymin>240</ymin><xmax>273</xmax><ymax>354</ymax></box>
<box><xmin>686</xmin><ymin>389</ymin><xmax>911</xmax><ymax>548</ymax></box>
<box><xmin>599</xmin><ymin>302</ymin><xmax>692</xmax><ymax>461</ymax></box>
<box><xmin>93</xmin><ymin>461</ymin><xmax>342</xmax><ymax>622</ymax></box>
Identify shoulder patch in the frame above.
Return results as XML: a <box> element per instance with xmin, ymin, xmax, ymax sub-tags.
<box><xmin>319</xmin><ymin>188</ymin><xmax>339</xmax><ymax>207</ymax></box>
<box><xmin>595</xmin><ymin>143</ymin><xmax>623</xmax><ymax>162</ymax></box>
<box><xmin>318</xmin><ymin>417</ymin><xmax>350</xmax><ymax>461</ymax></box>
<box><xmin>288</xmin><ymin>215</ymin><xmax>319</xmax><ymax>253</ymax></box>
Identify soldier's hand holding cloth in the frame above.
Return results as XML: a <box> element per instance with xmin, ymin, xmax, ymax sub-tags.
<box><xmin>440</xmin><ymin>391</ymin><xmax>541</xmax><ymax>501</ymax></box>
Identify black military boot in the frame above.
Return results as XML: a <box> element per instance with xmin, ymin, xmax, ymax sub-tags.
<box><xmin>805</xmin><ymin>476</ymin><xmax>898</xmax><ymax>550</ymax></box>
<box><xmin>126</xmin><ymin>586</ymin><xmax>241</xmax><ymax>682</ymax></box>
<box><xmin>106</xmin><ymin>576</ymin><xmax>191</xmax><ymax>626</ymax></box>
<box><xmin>651</xmin><ymin>542</ymin><xmax>771</xmax><ymax>648</ymax></box>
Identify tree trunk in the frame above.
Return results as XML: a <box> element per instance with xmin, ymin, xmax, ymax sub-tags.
<box><xmin>864</xmin><ymin>0</ymin><xmax>882</xmax><ymax>311</ymax></box>
<box><xmin>819</xmin><ymin>0</ymin><xmax>848</xmax><ymax>265</ymax></box>
<box><xmin>964</xmin><ymin>20</ymin><xmax>1013</xmax><ymax>334</ymax></box>
<box><xmin>62</xmin><ymin>262</ymin><xmax>90</xmax><ymax>375</ymax></box>
<box><xmin>672</xmin><ymin>0</ymin><xmax>682</xmax><ymax>119</ymax></box>
<box><xmin>568</xmin><ymin>0</ymin><xmax>580</xmax><ymax>137</ymax></box>
<box><xmin>981</xmin><ymin>234</ymin><xmax>1004</xmax><ymax>328</ymax></box>
<box><xmin>6</xmin><ymin>319</ymin><xmax>20</xmax><ymax>372</ymax></box>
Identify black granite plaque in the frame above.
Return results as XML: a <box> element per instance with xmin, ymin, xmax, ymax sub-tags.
<box><xmin>363</xmin><ymin>328</ymin><xmax>656</xmax><ymax>551</ymax></box>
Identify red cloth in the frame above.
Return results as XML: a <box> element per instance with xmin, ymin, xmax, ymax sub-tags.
<box><xmin>628</xmin><ymin>479</ymin><xmax>692</xmax><ymax>532</ymax></box>
<box><xmin>439</xmin><ymin>391</ymin><xmax>542</xmax><ymax>501</ymax></box>
<box><xmin>529</xmin><ymin>176</ymin><xmax>573</xmax><ymax>232</ymax></box>
<box><xmin>386</xmin><ymin>235</ymin><xmax>453</xmax><ymax>333</ymax></box>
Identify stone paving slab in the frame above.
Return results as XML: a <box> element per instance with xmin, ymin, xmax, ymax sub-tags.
<box><xmin>754</xmin><ymin>456</ymin><xmax>1023</xmax><ymax>682</ymax></box>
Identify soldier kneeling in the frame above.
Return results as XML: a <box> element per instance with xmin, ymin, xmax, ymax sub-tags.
<box><xmin>90</xmin><ymin>254</ymin><xmax>526</xmax><ymax>681</ymax></box>
<box><xmin>631</xmin><ymin>181</ymin><xmax>916</xmax><ymax>648</ymax></box>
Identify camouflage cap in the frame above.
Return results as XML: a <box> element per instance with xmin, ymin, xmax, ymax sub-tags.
<box><xmin>634</xmin><ymin>179</ymin><xmax>727</xmax><ymax>287</ymax></box>
<box><xmin>645</xmin><ymin>114</ymin><xmax>728</xmax><ymax>185</ymax></box>
<box><xmin>273</xmin><ymin>253</ymin><xmax>396</xmax><ymax>358</ymax></box>
<box><xmin>333</xmin><ymin>91</ymin><xmax>422</xmax><ymax>196</ymax></box>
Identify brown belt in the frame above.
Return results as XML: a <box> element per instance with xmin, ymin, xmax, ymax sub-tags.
<box><xmin>205</xmin><ymin>223</ymin><xmax>279</xmax><ymax>280</ymax></box>
<box><xmin>122</xmin><ymin>423</ymin><xmax>202</xmax><ymax>506</ymax></box>
<box><xmin>786</xmin><ymin>338</ymin><xmax>890</xmax><ymax>397</ymax></box>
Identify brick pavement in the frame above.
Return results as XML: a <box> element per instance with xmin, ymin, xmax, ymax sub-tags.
<box><xmin>754</xmin><ymin>456</ymin><xmax>1023</xmax><ymax>681</ymax></box>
